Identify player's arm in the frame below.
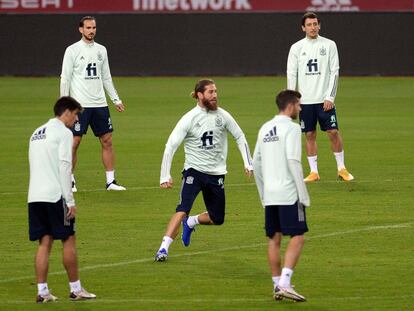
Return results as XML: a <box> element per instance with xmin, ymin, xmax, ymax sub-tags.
<box><xmin>58</xmin><ymin>132</ymin><xmax>76</xmax><ymax>218</ymax></box>
<box><xmin>160</xmin><ymin>116</ymin><xmax>189</xmax><ymax>188</ymax></box>
<box><xmin>60</xmin><ymin>47</ymin><xmax>74</xmax><ymax>97</ymax></box>
<box><xmin>287</xmin><ymin>44</ymin><xmax>299</xmax><ymax>90</ymax></box>
<box><xmin>324</xmin><ymin>41</ymin><xmax>340</xmax><ymax>110</ymax></box>
<box><xmin>252</xmin><ymin>135</ymin><xmax>265</xmax><ymax>206</ymax></box>
<box><xmin>101</xmin><ymin>48</ymin><xmax>124</xmax><ymax>112</ymax></box>
<box><xmin>286</xmin><ymin>126</ymin><xmax>310</xmax><ymax>207</ymax></box>
<box><xmin>224</xmin><ymin>112</ymin><xmax>253</xmax><ymax>176</ymax></box>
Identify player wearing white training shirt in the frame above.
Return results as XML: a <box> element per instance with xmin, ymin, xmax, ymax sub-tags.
<box><xmin>155</xmin><ymin>79</ymin><xmax>253</xmax><ymax>262</ymax></box>
<box><xmin>253</xmin><ymin>90</ymin><xmax>310</xmax><ymax>302</ymax></box>
<box><xmin>28</xmin><ymin>97</ymin><xmax>95</xmax><ymax>303</ymax></box>
<box><xmin>60</xmin><ymin>16</ymin><xmax>126</xmax><ymax>192</ymax></box>
<box><xmin>287</xmin><ymin>12</ymin><xmax>354</xmax><ymax>183</ymax></box>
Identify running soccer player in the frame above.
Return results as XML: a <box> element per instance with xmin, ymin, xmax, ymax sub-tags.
<box><xmin>287</xmin><ymin>12</ymin><xmax>354</xmax><ymax>182</ymax></box>
<box><xmin>154</xmin><ymin>79</ymin><xmax>253</xmax><ymax>262</ymax></box>
<box><xmin>253</xmin><ymin>90</ymin><xmax>310</xmax><ymax>302</ymax></box>
<box><xmin>60</xmin><ymin>16</ymin><xmax>126</xmax><ymax>192</ymax></box>
<box><xmin>28</xmin><ymin>97</ymin><xmax>96</xmax><ymax>303</ymax></box>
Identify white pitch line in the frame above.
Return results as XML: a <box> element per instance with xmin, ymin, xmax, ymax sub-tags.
<box><xmin>1</xmin><ymin>221</ymin><xmax>412</xmax><ymax>284</ymax></box>
<box><xmin>0</xmin><ymin>178</ymin><xmax>404</xmax><ymax>196</ymax></box>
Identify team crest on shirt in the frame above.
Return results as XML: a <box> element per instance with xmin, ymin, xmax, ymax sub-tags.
<box><xmin>97</xmin><ymin>51</ymin><xmax>103</xmax><ymax>61</ymax></box>
<box><xmin>215</xmin><ymin>116</ymin><xmax>223</xmax><ymax>127</ymax></box>
<box><xmin>74</xmin><ymin>122</ymin><xmax>81</xmax><ymax>132</ymax></box>
<box><xmin>320</xmin><ymin>46</ymin><xmax>327</xmax><ymax>56</ymax></box>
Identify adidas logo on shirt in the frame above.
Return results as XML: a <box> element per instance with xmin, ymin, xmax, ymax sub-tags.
<box><xmin>263</xmin><ymin>126</ymin><xmax>279</xmax><ymax>142</ymax></box>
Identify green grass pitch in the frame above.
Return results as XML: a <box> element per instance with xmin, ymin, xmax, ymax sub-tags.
<box><xmin>0</xmin><ymin>76</ymin><xmax>413</xmax><ymax>310</ymax></box>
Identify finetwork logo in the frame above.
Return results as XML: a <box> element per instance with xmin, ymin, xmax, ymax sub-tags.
<box><xmin>307</xmin><ymin>0</ymin><xmax>359</xmax><ymax>11</ymax></box>
<box><xmin>133</xmin><ymin>0</ymin><xmax>251</xmax><ymax>11</ymax></box>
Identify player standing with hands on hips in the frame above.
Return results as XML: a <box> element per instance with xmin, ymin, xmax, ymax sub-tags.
<box><xmin>60</xmin><ymin>16</ymin><xmax>126</xmax><ymax>192</ymax></box>
<box><xmin>287</xmin><ymin>12</ymin><xmax>354</xmax><ymax>182</ymax></box>
<box><xmin>28</xmin><ymin>97</ymin><xmax>96</xmax><ymax>303</ymax></box>
<box><xmin>253</xmin><ymin>90</ymin><xmax>310</xmax><ymax>302</ymax></box>
<box><xmin>154</xmin><ymin>79</ymin><xmax>253</xmax><ymax>262</ymax></box>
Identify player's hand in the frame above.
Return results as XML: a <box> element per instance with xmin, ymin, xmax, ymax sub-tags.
<box><xmin>245</xmin><ymin>167</ymin><xmax>253</xmax><ymax>178</ymax></box>
<box><xmin>323</xmin><ymin>100</ymin><xmax>334</xmax><ymax>111</ymax></box>
<box><xmin>160</xmin><ymin>178</ymin><xmax>173</xmax><ymax>189</ymax></box>
<box><xmin>115</xmin><ymin>102</ymin><xmax>125</xmax><ymax>112</ymax></box>
<box><xmin>66</xmin><ymin>205</ymin><xmax>77</xmax><ymax>219</ymax></box>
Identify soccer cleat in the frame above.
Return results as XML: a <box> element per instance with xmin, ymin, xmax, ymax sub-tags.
<box><xmin>106</xmin><ymin>180</ymin><xmax>126</xmax><ymax>191</ymax></box>
<box><xmin>304</xmin><ymin>172</ymin><xmax>320</xmax><ymax>183</ymax></box>
<box><xmin>36</xmin><ymin>292</ymin><xmax>58</xmax><ymax>303</ymax></box>
<box><xmin>181</xmin><ymin>217</ymin><xmax>195</xmax><ymax>247</ymax></box>
<box><xmin>69</xmin><ymin>288</ymin><xmax>96</xmax><ymax>300</ymax></box>
<box><xmin>154</xmin><ymin>248</ymin><xmax>168</xmax><ymax>262</ymax></box>
<box><xmin>273</xmin><ymin>286</ymin><xmax>306</xmax><ymax>302</ymax></box>
<box><xmin>338</xmin><ymin>168</ymin><xmax>354</xmax><ymax>181</ymax></box>
<box><xmin>273</xmin><ymin>287</ymin><xmax>283</xmax><ymax>301</ymax></box>
<box><xmin>72</xmin><ymin>181</ymin><xmax>77</xmax><ymax>193</ymax></box>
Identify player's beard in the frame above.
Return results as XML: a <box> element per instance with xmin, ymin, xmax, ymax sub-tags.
<box><xmin>202</xmin><ymin>98</ymin><xmax>218</xmax><ymax>111</ymax></box>
<box><xmin>83</xmin><ymin>33</ymin><xmax>95</xmax><ymax>42</ymax></box>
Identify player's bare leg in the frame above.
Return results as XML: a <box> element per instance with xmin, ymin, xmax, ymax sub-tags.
<box><xmin>72</xmin><ymin>136</ymin><xmax>82</xmax><ymax>172</ymax></box>
<box><xmin>274</xmin><ymin>235</ymin><xmax>306</xmax><ymax>302</ymax></box>
<box><xmin>100</xmin><ymin>133</ymin><xmax>126</xmax><ymax>190</ymax></box>
<box><xmin>164</xmin><ymin>211</ymin><xmax>187</xmax><ymax>239</ymax></box>
<box><xmin>100</xmin><ymin>133</ymin><xmax>114</xmax><ymax>171</ymax></box>
<box><xmin>327</xmin><ymin>129</ymin><xmax>354</xmax><ymax>181</ymax></box>
<box><xmin>304</xmin><ymin>131</ymin><xmax>320</xmax><ymax>182</ymax></box>
<box><xmin>35</xmin><ymin>235</ymin><xmax>58</xmax><ymax>303</ymax></box>
<box><xmin>62</xmin><ymin>235</ymin><xmax>79</xmax><ymax>282</ymax></box>
<box><xmin>268</xmin><ymin>233</ymin><xmax>282</xmax><ymax>278</ymax></box>
<box><xmin>155</xmin><ymin>212</ymin><xmax>187</xmax><ymax>261</ymax></box>
<box><xmin>327</xmin><ymin>129</ymin><xmax>343</xmax><ymax>153</ymax></box>
<box><xmin>35</xmin><ymin>235</ymin><xmax>53</xmax><ymax>283</ymax></box>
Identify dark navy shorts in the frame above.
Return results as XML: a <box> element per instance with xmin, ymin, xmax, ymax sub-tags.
<box><xmin>265</xmin><ymin>202</ymin><xmax>308</xmax><ymax>237</ymax></box>
<box><xmin>176</xmin><ymin>168</ymin><xmax>226</xmax><ymax>225</ymax></box>
<box><xmin>72</xmin><ymin>106</ymin><xmax>113</xmax><ymax>137</ymax></box>
<box><xmin>28</xmin><ymin>198</ymin><xmax>75</xmax><ymax>241</ymax></box>
<box><xmin>300</xmin><ymin>103</ymin><xmax>339</xmax><ymax>132</ymax></box>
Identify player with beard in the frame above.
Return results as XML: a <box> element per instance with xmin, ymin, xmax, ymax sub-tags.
<box><xmin>253</xmin><ymin>90</ymin><xmax>310</xmax><ymax>302</ymax></box>
<box><xmin>60</xmin><ymin>16</ymin><xmax>126</xmax><ymax>192</ymax></box>
<box><xmin>155</xmin><ymin>79</ymin><xmax>253</xmax><ymax>262</ymax></box>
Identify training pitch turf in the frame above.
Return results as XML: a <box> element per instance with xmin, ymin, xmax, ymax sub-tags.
<box><xmin>0</xmin><ymin>77</ymin><xmax>413</xmax><ymax>310</ymax></box>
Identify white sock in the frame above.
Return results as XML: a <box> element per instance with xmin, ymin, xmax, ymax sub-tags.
<box><xmin>69</xmin><ymin>280</ymin><xmax>82</xmax><ymax>293</ymax></box>
<box><xmin>160</xmin><ymin>236</ymin><xmax>173</xmax><ymax>252</ymax></box>
<box><xmin>307</xmin><ymin>156</ymin><xmax>318</xmax><ymax>173</ymax></box>
<box><xmin>187</xmin><ymin>215</ymin><xmax>200</xmax><ymax>228</ymax></box>
<box><xmin>272</xmin><ymin>276</ymin><xmax>281</xmax><ymax>289</ymax></box>
<box><xmin>106</xmin><ymin>170</ymin><xmax>115</xmax><ymax>184</ymax></box>
<box><xmin>334</xmin><ymin>151</ymin><xmax>345</xmax><ymax>170</ymax></box>
<box><xmin>279</xmin><ymin>267</ymin><xmax>294</xmax><ymax>288</ymax></box>
<box><xmin>37</xmin><ymin>283</ymin><xmax>49</xmax><ymax>295</ymax></box>
<box><xmin>71</xmin><ymin>174</ymin><xmax>76</xmax><ymax>183</ymax></box>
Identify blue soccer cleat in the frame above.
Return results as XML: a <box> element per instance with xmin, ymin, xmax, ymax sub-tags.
<box><xmin>154</xmin><ymin>248</ymin><xmax>168</xmax><ymax>262</ymax></box>
<box><xmin>181</xmin><ymin>217</ymin><xmax>195</xmax><ymax>247</ymax></box>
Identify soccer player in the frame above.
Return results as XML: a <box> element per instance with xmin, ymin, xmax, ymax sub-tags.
<box><xmin>28</xmin><ymin>97</ymin><xmax>96</xmax><ymax>303</ymax></box>
<box><xmin>287</xmin><ymin>12</ymin><xmax>354</xmax><ymax>182</ymax></box>
<box><xmin>60</xmin><ymin>16</ymin><xmax>126</xmax><ymax>192</ymax></box>
<box><xmin>154</xmin><ymin>79</ymin><xmax>253</xmax><ymax>261</ymax></box>
<box><xmin>253</xmin><ymin>90</ymin><xmax>310</xmax><ymax>302</ymax></box>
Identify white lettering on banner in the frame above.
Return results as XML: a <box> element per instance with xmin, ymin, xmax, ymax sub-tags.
<box><xmin>307</xmin><ymin>0</ymin><xmax>359</xmax><ymax>11</ymax></box>
<box><xmin>133</xmin><ymin>0</ymin><xmax>251</xmax><ymax>11</ymax></box>
<box><xmin>0</xmin><ymin>0</ymin><xmax>73</xmax><ymax>9</ymax></box>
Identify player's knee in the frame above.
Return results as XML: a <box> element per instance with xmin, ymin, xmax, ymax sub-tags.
<box><xmin>305</xmin><ymin>131</ymin><xmax>317</xmax><ymax>141</ymax></box>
